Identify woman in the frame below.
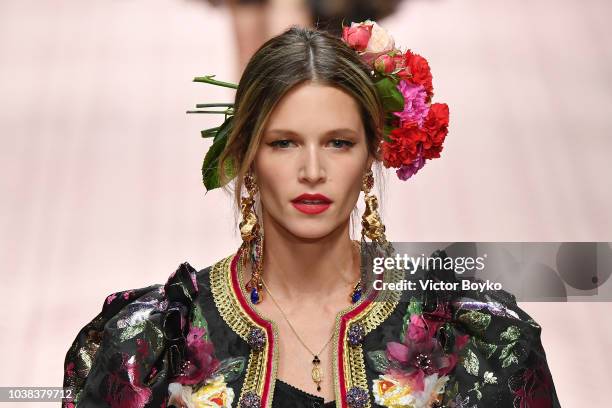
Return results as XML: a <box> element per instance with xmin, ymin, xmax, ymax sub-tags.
<box><xmin>63</xmin><ymin>23</ymin><xmax>561</xmax><ymax>408</ymax></box>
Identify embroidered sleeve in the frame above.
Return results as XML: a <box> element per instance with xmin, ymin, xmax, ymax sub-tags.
<box><xmin>62</xmin><ymin>262</ymin><xmax>201</xmax><ymax>407</ymax></box>
<box><xmin>446</xmin><ymin>278</ymin><xmax>561</xmax><ymax>407</ymax></box>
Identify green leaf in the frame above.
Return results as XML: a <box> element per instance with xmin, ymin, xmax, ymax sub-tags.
<box><xmin>500</xmin><ymin>343</ymin><xmax>519</xmax><ymax>368</ymax></box>
<box><xmin>458</xmin><ymin>311</ymin><xmax>491</xmax><ymax>334</ymax></box>
<box><xmin>201</xmin><ymin>126</ymin><xmax>220</xmax><ymax>138</ymax></box>
<box><xmin>500</xmin><ymin>326</ymin><xmax>521</xmax><ymax>342</ymax></box>
<box><xmin>213</xmin><ymin>116</ymin><xmax>232</xmax><ymax>143</ymax></box>
<box><xmin>118</xmin><ymin>320</ymin><xmax>147</xmax><ymax>342</ymax></box>
<box><xmin>366</xmin><ymin>350</ymin><xmax>391</xmax><ymax>373</ymax></box>
<box><xmin>461</xmin><ymin>348</ymin><xmax>480</xmax><ymax>376</ymax></box>
<box><xmin>400</xmin><ymin>297</ymin><xmax>423</xmax><ymax>342</ymax></box>
<box><xmin>192</xmin><ymin>303</ymin><xmax>210</xmax><ymax>336</ymax></box>
<box><xmin>213</xmin><ymin>357</ymin><xmax>246</xmax><ymax>383</ymax></box>
<box><xmin>472</xmin><ymin>337</ymin><xmax>498</xmax><ymax>359</ymax></box>
<box><xmin>407</xmin><ymin>297</ymin><xmax>422</xmax><ymax>316</ymax></box>
<box><xmin>382</xmin><ymin>124</ymin><xmax>395</xmax><ymax>141</ymax></box>
<box><xmin>374</xmin><ymin>77</ymin><xmax>404</xmax><ymax>112</ymax></box>
<box><xmin>202</xmin><ymin>116</ymin><xmax>234</xmax><ymax>191</ymax></box>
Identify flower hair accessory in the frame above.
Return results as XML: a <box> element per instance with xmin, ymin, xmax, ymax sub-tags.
<box><xmin>341</xmin><ymin>20</ymin><xmax>450</xmax><ymax>180</ymax></box>
<box><xmin>188</xmin><ymin>21</ymin><xmax>449</xmax><ymax>191</ymax></box>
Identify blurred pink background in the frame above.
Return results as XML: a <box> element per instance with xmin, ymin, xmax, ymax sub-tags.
<box><xmin>1</xmin><ymin>0</ymin><xmax>611</xmax><ymax>406</ymax></box>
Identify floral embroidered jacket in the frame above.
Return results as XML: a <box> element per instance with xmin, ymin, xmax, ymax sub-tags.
<box><xmin>63</xmin><ymin>247</ymin><xmax>561</xmax><ymax>408</ymax></box>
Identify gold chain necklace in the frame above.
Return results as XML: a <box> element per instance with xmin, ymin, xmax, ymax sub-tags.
<box><xmin>261</xmin><ymin>277</ymin><xmax>333</xmax><ymax>392</ymax></box>
<box><xmin>238</xmin><ymin>242</ymin><xmax>362</xmax><ymax>392</ymax></box>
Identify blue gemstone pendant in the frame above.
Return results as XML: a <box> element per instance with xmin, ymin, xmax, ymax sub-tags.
<box><xmin>351</xmin><ymin>287</ymin><xmax>362</xmax><ymax>303</ymax></box>
<box><xmin>250</xmin><ymin>287</ymin><xmax>260</xmax><ymax>304</ymax></box>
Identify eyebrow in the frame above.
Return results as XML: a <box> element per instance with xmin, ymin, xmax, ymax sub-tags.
<box><xmin>264</xmin><ymin>128</ymin><xmax>359</xmax><ymax>137</ymax></box>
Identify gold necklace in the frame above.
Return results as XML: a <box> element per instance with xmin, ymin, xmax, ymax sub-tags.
<box><xmin>261</xmin><ymin>277</ymin><xmax>334</xmax><ymax>392</ymax></box>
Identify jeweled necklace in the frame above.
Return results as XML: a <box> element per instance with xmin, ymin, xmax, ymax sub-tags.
<box><xmin>243</xmin><ymin>241</ymin><xmax>364</xmax><ymax>305</ymax></box>
<box><xmin>261</xmin><ymin>277</ymin><xmax>333</xmax><ymax>392</ymax></box>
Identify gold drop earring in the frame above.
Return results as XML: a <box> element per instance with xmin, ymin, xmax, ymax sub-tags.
<box><xmin>239</xmin><ymin>171</ymin><xmax>264</xmax><ymax>304</ymax></box>
<box><xmin>360</xmin><ymin>168</ymin><xmax>393</xmax><ymax>258</ymax></box>
<box><xmin>350</xmin><ymin>168</ymin><xmax>388</xmax><ymax>304</ymax></box>
<box><xmin>361</xmin><ymin>168</ymin><xmax>387</xmax><ymax>243</ymax></box>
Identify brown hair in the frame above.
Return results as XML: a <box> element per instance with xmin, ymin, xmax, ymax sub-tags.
<box><xmin>218</xmin><ymin>25</ymin><xmax>387</xmax><ymax>233</ymax></box>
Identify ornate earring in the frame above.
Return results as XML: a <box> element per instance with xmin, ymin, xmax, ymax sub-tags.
<box><xmin>349</xmin><ymin>169</ymin><xmax>388</xmax><ymax>304</ymax></box>
<box><xmin>360</xmin><ymin>168</ymin><xmax>393</xmax><ymax>261</ymax></box>
<box><xmin>239</xmin><ymin>171</ymin><xmax>264</xmax><ymax>304</ymax></box>
<box><xmin>361</xmin><ymin>169</ymin><xmax>387</xmax><ymax>243</ymax></box>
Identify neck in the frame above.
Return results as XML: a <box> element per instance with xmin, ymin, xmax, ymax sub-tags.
<box><xmin>245</xmin><ymin>213</ymin><xmax>360</xmax><ymax>304</ymax></box>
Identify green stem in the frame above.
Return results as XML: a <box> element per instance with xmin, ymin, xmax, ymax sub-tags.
<box><xmin>193</xmin><ymin>75</ymin><xmax>238</xmax><ymax>89</ymax></box>
<box><xmin>195</xmin><ymin>103</ymin><xmax>234</xmax><ymax>108</ymax></box>
<box><xmin>186</xmin><ymin>110</ymin><xmax>232</xmax><ymax>114</ymax></box>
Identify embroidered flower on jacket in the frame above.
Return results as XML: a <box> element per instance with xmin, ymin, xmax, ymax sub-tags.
<box><xmin>105</xmin><ymin>354</ymin><xmax>152</xmax><ymax>408</ymax></box>
<box><xmin>177</xmin><ymin>325</ymin><xmax>221</xmax><ymax>385</ymax></box>
<box><xmin>508</xmin><ymin>361</ymin><xmax>554</xmax><ymax>408</ymax></box>
<box><xmin>372</xmin><ymin>372</ymin><xmax>448</xmax><ymax>408</ymax></box>
<box><xmin>168</xmin><ymin>375</ymin><xmax>235</xmax><ymax>408</ymax></box>
<box><xmin>367</xmin><ymin>301</ymin><xmax>470</xmax><ymax>408</ymax></box>
<box><xmin>385</xmin><ymin>313</ymin><xmax>463</xmax><ymax>392</ymax></box>
<box><xmin>192</xmin><ymin>375</ymin><xmax>235</xmax><ymax>408</ymax></box>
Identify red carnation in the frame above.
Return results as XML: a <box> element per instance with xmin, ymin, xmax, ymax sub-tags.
<box><xmin>382</xmin><ymin>123</ymin><xmax>428</xmax><ymax>168</ymax></box>
<box><xmin>421</xmin><ymin>103</ymin><xmax>449</xmax><ymax>159</ymax></box>
<box><xmin>398</xmin><ymin>50</ymin><xmax>434</xmax><ymax>99</ymax></box>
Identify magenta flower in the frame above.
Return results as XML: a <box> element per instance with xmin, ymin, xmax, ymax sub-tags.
<box><xmin>393</xmin><ymin>80</ymin><xmax>430</xmax><ymax>128</ymax></box>
<box><xmin>385</xmin><ymin>307</ymin><xmax>466</xmax><ymax>391</ymax></box>
<box><xmin>122</xmin><ymin>290</ymin><xmax>135</xmax><ymax>300</ymax></box>
<box><xmin>386</xmin><ymin>335</ymin><xmax>453</xmax><ymax>392</ymax></box>
<box><xmin>105</xmin><ymin>354</ymin><xmax>152</xmax><ymax>408</ymax></box>
<box><xmin>396</xmin><ymin>156</ymin><xmax>425</xmax><ymax>180</ymax></box>
<box><xmin>106</xmin><ymin>293</ymin><xmax>118</xmax><ymax>305</ymax></box>
<box><xmin>396</xmin><ymin>144</ymin><xmax>425</xmax><ymax>181</ymax></box>
<box><xmin>177</xmin><ymin>325</ymin><xmax>220</xmax><ymax>385</ymax></box>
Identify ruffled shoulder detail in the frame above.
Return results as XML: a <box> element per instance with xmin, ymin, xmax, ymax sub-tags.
<box><xmin>62</xmin><ymin>261</ymin><xmax>206</xmax><ymax>408</ymax></box>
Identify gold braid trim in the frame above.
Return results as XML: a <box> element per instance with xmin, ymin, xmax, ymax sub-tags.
<box><xmin>210</xmin><ymin>254</ymin><xmax>252</xmax><ymax>339</ymax></box>
<box><xmin>210</xmin><ymin>253</ymin><xmax>275</xmax><ymax>407</ymax></box>
<box><xmin>342</xmin><ymin>266</ymin><xmax>404</xmax><ymax>406</ymax></box>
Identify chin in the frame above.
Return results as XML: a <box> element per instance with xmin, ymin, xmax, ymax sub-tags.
<box><xmin>281</xmin><ymin>217</ymin><xmax>345</xmax><ymax>241</ymax></box>
<box><xmin>283</xmin><ymin>223</ymin><xmax>330</xmax><ymax>240</ymax></box>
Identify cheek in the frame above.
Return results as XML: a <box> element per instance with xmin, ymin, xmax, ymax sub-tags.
<box><xmin>254</xmin><ymin>153</ymin><xmax>291</xmax><ymax>205</ymax></box>
<box><xmin>330</xmin><ymin>159</ymin><xmax>366</xmax><ymax>210</ymax></box>
<box><xmin>333</xmin><ymin>150</ymin><xmax>368</xmax><ymax>184</ymax></box>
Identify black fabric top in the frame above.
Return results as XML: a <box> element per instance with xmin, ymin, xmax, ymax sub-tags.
<box><xmin>273</xmin><ymin>379</ymin><xmax>336</xmax><ymax>408</ymax></box>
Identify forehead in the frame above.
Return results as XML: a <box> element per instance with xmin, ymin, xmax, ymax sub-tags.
<box><xmin>263</xmin><ymin>82</ymin><xmax>364</xmax><ymax>134</ymax></box>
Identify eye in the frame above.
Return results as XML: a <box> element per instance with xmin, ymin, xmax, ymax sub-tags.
<box><xmin>268</xmin><ymin>139</ymin><xmax>295</xmax><ymax>149</ymax></box>
<box><xmin>328</xmin><ymin>139</ymin><xmax>355</xmax><ymax>149</ymax></box>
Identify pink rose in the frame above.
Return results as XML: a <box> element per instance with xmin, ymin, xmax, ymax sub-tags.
<box><xmin>362</xmin><ymin>21</ymin><xmax>396</xmax><ymax>63</ymax></box>
<box><xmin>342</xmin><ymin>23</ymin><xmax>373</xmax><ymax>52</ymax></box>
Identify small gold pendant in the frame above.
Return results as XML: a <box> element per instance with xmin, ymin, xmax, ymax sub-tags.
<box><xmin>311</xmin><ymin>355</ymin><xmax>322</xmax><ymax>391</ymax></box>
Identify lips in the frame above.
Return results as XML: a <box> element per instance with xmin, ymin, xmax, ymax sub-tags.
<box><xmin>291</xmin><ymin>193</ymin><xmax>332</xmax><ymax>215</ymax></box>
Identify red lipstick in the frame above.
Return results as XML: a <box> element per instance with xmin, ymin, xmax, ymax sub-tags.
<box><xmin>291</xmin><ymin>193</ymin><xmax>332</xmax><ymax>215</ymax></box>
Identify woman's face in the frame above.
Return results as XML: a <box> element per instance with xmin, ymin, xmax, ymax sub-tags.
<box><xmin>253</xmin><ymin>81</ymin><xmax>373</xmax><ymax>240</ymax></box>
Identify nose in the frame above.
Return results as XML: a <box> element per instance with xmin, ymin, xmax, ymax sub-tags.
<box><xmin>298</xmin><ymin>144</ymin><xmax>326</xmax><ymax>184</ymax></box>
